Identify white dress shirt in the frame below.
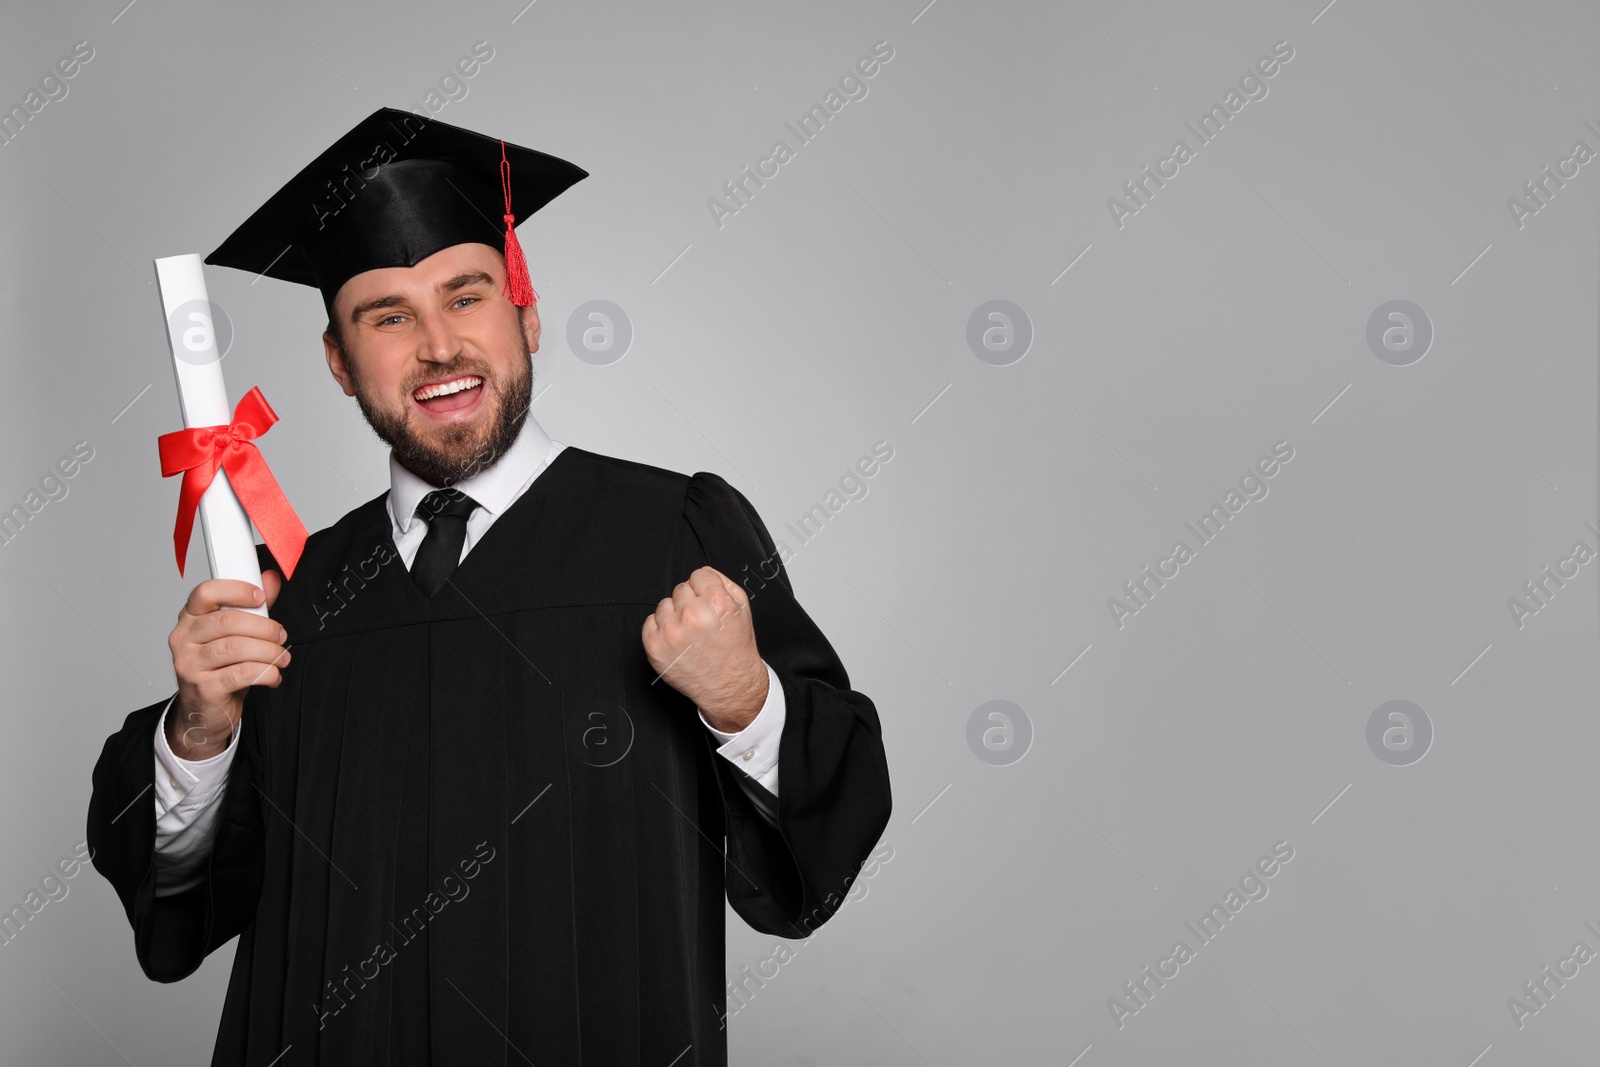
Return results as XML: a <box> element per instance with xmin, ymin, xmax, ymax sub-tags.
<box><xmin>153</xmin><ymin>413</ymin><xmax>784</xmax><ymax>895</ymax></box>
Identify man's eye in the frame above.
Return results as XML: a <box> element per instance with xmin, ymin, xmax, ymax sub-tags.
<box><xmin>453</xmin><ymin>296</ymin><xmax>480</xmax><ymax>308</ymax></box>
<box><xmin>379</xmin><ymin>314</ymin><xmax>406</xmax><ymax>326</ymax></box>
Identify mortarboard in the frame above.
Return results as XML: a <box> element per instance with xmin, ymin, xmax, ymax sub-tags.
<box><xmin>205</xmin><ymin>107</ymin><xmax>587</xmax><ymax>316</ymax></box>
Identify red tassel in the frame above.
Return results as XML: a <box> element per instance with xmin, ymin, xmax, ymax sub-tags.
<box><xmin>499</xmin><ymin>139</ymin><xmax>537</xmax><ymax>306</ymax></box>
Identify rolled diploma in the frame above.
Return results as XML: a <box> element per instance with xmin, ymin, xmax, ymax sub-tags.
<box><xmin>155</xmin><ymin>253</ymin><xmax>267</xmax><ymax>617</ymax></box>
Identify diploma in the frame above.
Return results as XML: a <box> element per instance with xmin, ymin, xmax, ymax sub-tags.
<box><xmin>155</xmin><ymin>254</ymin><xmax>307</xmax><ymax>615</ymax></box>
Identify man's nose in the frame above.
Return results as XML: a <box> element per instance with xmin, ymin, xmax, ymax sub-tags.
<box><xmin>416</xmin><ymin>309</ymin><xmax>464</xmax><ymax>363</ymax></box>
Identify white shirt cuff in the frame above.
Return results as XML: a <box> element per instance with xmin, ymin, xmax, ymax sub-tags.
<box><xmin>698</xmin><ymin>661</ymin><xmax>784</xmax><ymax>796</ymax></box>
<box><xmin>153</xmin><ymin>695</ymin><xmax>241</xmax><ymax>819</ymax></box>
<box><xmin>151</xmin><ymin>695</ymin><xmax>241</xmax><ymax>896</ymax></box>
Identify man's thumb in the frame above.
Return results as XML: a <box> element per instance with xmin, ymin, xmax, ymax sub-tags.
<box><xmin>717</xmin><ymin>571</ymin><xmax>750</xmax><ymax>610</ymax></box>
<box><xmin>261</xmin><ymin>568</ymin><xmax>285</xmax><ymax>609</ymax></box>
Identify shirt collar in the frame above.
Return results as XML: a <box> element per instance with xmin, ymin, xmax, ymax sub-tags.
<box><xmin>387</xmin><ymin>410</ymin><xmax>556</xmax><ymax>535</ymax></box>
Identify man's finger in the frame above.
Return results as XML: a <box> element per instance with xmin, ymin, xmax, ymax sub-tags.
<box><xmin>196</xmin><ymin>635</ymin><xmax>291</xmax><ymax>672</ymax></box>
<box><xmin>686</xmin><ymin>567</ymin><xmax>745</xmax><ymax>615</ymax></box>
<box><xmin>182</xmin><ymin>578</ymin><xmax>268</xmax><ymax>619</ymax></box>
<box><xmin>670</xmin><ymin>580</ymin><xmax>700</xmax><ymax>613</ymax></box>
<box><xmin>686</xmin><ymin>566</ymin><xmax>731</xmax><ymax>599</ymax></box>
<box><xmin>191</xmin><ymin>603</ymin><xmax>286</xmax><ymax>645</ymax></box>
<box><xmin>213</xmin><ymin>659</ymin><xmax>283</xmax><ymax>693</ymax></box>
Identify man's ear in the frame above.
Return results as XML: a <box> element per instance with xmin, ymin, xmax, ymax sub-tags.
<box><xmin>520</xmin><ymin>302</ymin><xmax>542</xmax><ymax>354</ymax></box>
<box><xmin>324</xmin><ymin>330</ymin><xmax>357</xmax><ymax>397</ymax></box>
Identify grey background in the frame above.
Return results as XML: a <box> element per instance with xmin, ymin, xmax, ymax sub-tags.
<box><xmin>1</xmin><ymin>0</ymin><xmax>1596</xmax><ymax>1063</ymax></box>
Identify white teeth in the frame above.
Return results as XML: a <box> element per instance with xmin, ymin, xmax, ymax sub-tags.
<box><xmin>414</xmin><ymin>376</ymin><xmax>482</xmax><ymax>401</ymax></box>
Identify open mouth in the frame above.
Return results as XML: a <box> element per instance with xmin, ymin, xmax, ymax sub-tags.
<box><xmin>412</xmin><ymin>374</ymin><xmax>485</xmax><ymax>417</ymax></box>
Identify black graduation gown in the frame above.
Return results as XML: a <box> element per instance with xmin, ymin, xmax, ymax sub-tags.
<box><xmin>85</xmin><ymin>446</ymin><xmax>892</xmax><ymax>1066</ymax></box>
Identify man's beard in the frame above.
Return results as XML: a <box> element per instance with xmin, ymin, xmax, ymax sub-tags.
<box><xmin>347</xmin><ymin>331</ymin><xmax>533</xmax><ymax>488</ymax></box>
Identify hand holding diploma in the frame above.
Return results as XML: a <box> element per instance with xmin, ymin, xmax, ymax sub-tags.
<box><xmin>165</xmin><ymin>573</ymin><xmax>290</xmax><ymax>760</ymax></box>
<box><xmin>152</xmin><ymin>253</ymin><xmax>307</xmax><ymax>759</ymax></box>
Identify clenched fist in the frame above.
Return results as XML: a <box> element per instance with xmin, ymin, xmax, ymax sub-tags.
<box><xmin>641</xmin><ymin>565</ymin><xmax>768</xmax><ymax>732</ymax></box>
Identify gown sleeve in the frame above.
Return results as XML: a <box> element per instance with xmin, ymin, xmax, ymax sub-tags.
<box><xmin>86</xmin><ymin>691</ymin><xmax>268</xmax><ymax>981</ymax></box>
<box><xmin>678</xmin><ymin>471</ymin><xmax>892</xmax><ymax>939</ymax></box>
<box><xmin>84</xmin><ymin>551</ymin><xmax>276</xmax><ymax>982</ymax></box>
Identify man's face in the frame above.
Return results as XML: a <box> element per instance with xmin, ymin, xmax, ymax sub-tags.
<box><xmin>323</xmin><ymin>242</ymin><xmax>541</xmax><ymax>487</ymax></box>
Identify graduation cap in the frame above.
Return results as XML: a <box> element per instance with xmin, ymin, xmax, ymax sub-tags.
<box><xmin>205</xmin><ymin>107</ymin><xmax>587</xmax><ymax>316</ymax></box>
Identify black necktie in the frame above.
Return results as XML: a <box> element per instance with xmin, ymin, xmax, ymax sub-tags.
<box><xmin>411</xmin><ymin>488</ymin><xmax>480</xmax><ymax>596</ymax></box>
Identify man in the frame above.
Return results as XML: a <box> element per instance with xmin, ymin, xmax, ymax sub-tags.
<box><xmin>86</xmin><ymin>107</ymin><xmax>892</xmax><ymax>1066</ymax></box>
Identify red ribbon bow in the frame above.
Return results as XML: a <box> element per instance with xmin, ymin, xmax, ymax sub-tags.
<box><xmin>158</xmin><ymin>385</ymin><xmax>308</xmax><ymax>580</ymax></box>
